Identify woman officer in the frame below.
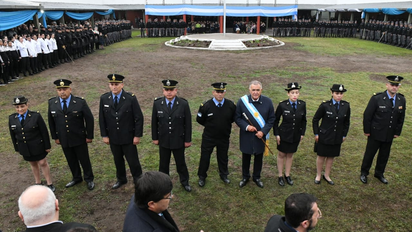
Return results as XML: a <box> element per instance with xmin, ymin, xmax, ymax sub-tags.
<box><xmin>273</xmin><ymin>82</ymin><xmax>307</xmax><ymax>186</ymax></box>
<box><xmin>8</xmin><ymin>96</ymin><xmax>55</xmax><ymax>191</ymax></box>
<box><xmin>313</xmin><ymin>84</ymin><xmax>350</xmax><ymax>185</ymax></box>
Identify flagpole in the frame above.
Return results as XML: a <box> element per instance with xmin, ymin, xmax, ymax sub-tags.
<box><xmin>223</xmin><ymin>0</ymin><xmax>226</xmax><ymax>36</ymax></box>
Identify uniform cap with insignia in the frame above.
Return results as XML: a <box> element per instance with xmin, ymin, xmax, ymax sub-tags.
<box><xmin>330</xmin><ymin>84</ymin><xmax>347</xmax><ymax>92</ymax></box>
<box><xmin>107</xmin><ymin>74</ymin><xmax>125</xmax><ymax>83</ymax></box>
<box><xmin>211</xmin><ymin>82</ymin><xmax>227</xmax><ymax>91</ymax></box>
<box><xmin>387</xmin><ymin>75</ymin><xmax>404</xmax><ymax>85</ymax></box>
<box><xmin>285</xmin><ymin>82</ymin><xmax>302</xmax><ymax>91</ymax></box>
<box><xmin>162</xmin><ymin>79</ymin><xmax>178</xmax><ymax>89</ymax></box>
<box><xmin>53</xmin><ymin>79</ymin><xmax>72</xmax><ymax>88</ymax></box>
<box><xmin>13</xmin><ymin>96</ymin><xmax>28</xmax><ymax>105</ymax></box>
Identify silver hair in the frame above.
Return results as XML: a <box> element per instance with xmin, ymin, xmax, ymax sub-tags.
<box><xmin>249</xmin><ymin>80</ymin><xmax>262</xmax><ymax>89</ymax></box>
<box><xmin>18</xmin><ymin>186</ymin><xmax>56</xmax><ymax>226</ymax></box>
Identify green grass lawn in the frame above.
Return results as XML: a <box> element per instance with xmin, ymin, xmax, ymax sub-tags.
<box><xmin>1</xmin><ymin>31</ymin><xmax>412</xmax><ymax>232</ymax></box>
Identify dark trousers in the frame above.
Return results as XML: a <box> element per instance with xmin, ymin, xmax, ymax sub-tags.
<box><xmin>361</xmin><ymin>136</ymin><xmax>393</xmax><ymax>177</ymax></box>
<box><xmin>19</xmin><ymin>57</ymin><xmax>30</xmax><ymax>75</ymax></box>
<box><xmin>62</xmin><ymin>143</ymin><xmax>94</xmax><ymax>182</ymax></box>
<box><xmin>242</xmin><ymin>153</ymin><xmax>263</xmax><ymax>180</ymax></box>
<box><xmin>197</xmin><ymin>137</ymin><xmax>229</xmax><ymax>180</ymax></box>
<box><xmin>110</xmin><ymin>143</ymin><xmax>142</xmax><ymax>182</ymax></box>
<box><xmin>159</xmin><ymin>146</ymin><xmax>189</xmax><ymax>186</ymax></box>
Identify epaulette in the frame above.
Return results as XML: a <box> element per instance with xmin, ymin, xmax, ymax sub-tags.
<box><xmin>179</xmin><ymin>97</ymin><xmax>188</xmax><ymax>102</ymax></box>
<box><xmin>154</xmin><ymin>97</ymin><xmax>162</xmax><ymax>101</ymax></box>
<box><xmin>374</xmin><ymin>92</ymin><xmax>383</xmax><ymax>96</ymax></box>
<box><xmin>49</xmin><ymin>96</ymin><xmax>57</xmax><ymax>101</ymax></box>
<box><xmin>74</xmin><ymin>96</ymin><xmax>85</xmax><ymax>100</ymax></box>
<box><xmin>126</xmin><ymin>92</ymin><xmax>135</xmax><ymax>97</ymax></box>
<box><xmin>398</xmin><ymin>92</ymin><xmax>404</xmax><ymax>97</ymax></box>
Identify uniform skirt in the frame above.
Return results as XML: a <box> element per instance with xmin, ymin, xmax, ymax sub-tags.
<box><xmin>22</xmin><ymin>151</ymin><xmax>48</xmax><ymax>162</ymax></box>
<box><xmin>316</xmin><ymin>142</ymin><xmax>342</xmax><ymax>157</ymax></box>
<box><xmin>277</xmin><ymin>140</ymin><xmax>300</xmax><ymax>153</ymax></box>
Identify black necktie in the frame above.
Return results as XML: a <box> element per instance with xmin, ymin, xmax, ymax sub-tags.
<box><xmin>62</xmin><ymin>100</ymin><xmax>67</xmax><ymax>113</ymax></box>
<box><xmin>218</xmin><ymin>103</ymin><xmax>222</xmax><ymax>108</ymax></box>
<box><xmin>20</xmin><ymin>115</ymin><xmax>25</xmax><ymax>126</ymax></box>
<box><xmin>114</xmin><ymin>96</ymin><xmax>118</xmax><ymax>109</ymax></box>
<box><xmin>168</xmin><ymin>101</ymin><xmax>172</xmax><ymax>110</ymax></box>
<box><xmin>390</xmin><ymin>98</ymin><xmax>394</xmax><ymax>108</ymax></box>
<box><xmin>292</xmin><ymin>103</ymin><xmax>296</xmax><ymax>112</ymax></box>
<box><xmin>334</xmin><ymin>103</ymin><xmax>339</xmax><ymax>112</ymax></box>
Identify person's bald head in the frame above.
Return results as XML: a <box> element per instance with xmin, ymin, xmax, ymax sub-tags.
<box><xmin>18</xmin><ymin>185</ymin><xmax>59</xmax><ymax>226</ymax></box>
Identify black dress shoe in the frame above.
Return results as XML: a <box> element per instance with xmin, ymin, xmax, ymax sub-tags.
<box><xmin>87</xmin><ymin>181</ymin><xmax>95</xmax><ymax>190</ymax></box>
<box><xmin>47</xmin><ymin>184</ymin><xmax>56</xmax><ymax>192</ymax></box>
<box><xmin>198</xmin><ymin>179</ymin><xmax>205</xmax><ymax>187</ymax></box>
<box><xmin>65</xmin><ymin>180</ymin><xmax>82</xmax><ymax>188</ymax></box>
<box><xmin>221</xmin><ymin>177</ymin><xmax>230</xmax><ymax>184</ymax></box>
<box><xmin>322</xmin><ymin>175</ymin><xmax>334</xmax><ymax>185</ymax></box>
<box><xmin>253</xmin><ymin>179</ymin><xmax>264</xmax><ymax>188</ymax></box>
<box><xmin>278</xmin><ymin>176</ymin><xmax>285</xmax><ymax>186</ymax></box>
<box><xmin>314</xmin><ymin>177</ymin><xmax>321</xmax><ymax>184</ymax></box>
<box><xmin>360</xmin><ymin>174</ymin><xmax>368</xmax><ymax>184</ymax></box>
<box><xmin>374</xmin><ymin>175</ymin><xmax>388</xmax><ymax>184</ymax></box>
<box><xmin>183</xmin><ymin>185</ymin><xmax>192</xmax><ymax>192</ymax></box>
<box><xmin>112</xmin><ymin>181</ymin><xmax>127</xmax><ymax>189</ymax></box>
<box><xmin>285</xmin><ymin>175</ymin><xmax>294</xmax><ymax>185</ymax></box>
<box><xmin>239</xmin><ymin>178</ymin><xmax>249</xmax><ymax>188</ymax></box>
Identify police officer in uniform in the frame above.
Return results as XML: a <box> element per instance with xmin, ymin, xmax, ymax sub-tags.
<box><xmin>313</xmin><ymin>84</ymin><xmax>350</xmax><ymax>185</ymax></box>
<box><xmin>273</xmin><ymin>82</ymin><xmax>306</xmax><ymax>186</ymax></box>
<box><xmin>151</xmin><ymin>80</ymin><xmax>192</xmax><ymax>192</ymax></box>
<box><xmin>9</xmin><ymin>96</ymin><xmax>55</xmax><ymax>192</ymax></box>
<box><xmin>48</xmin><ymin>79</ymin><xmax>95</xmax><ymax>190</ymax></box>
<box><xmin>99</xmin><ymin>74</ymin><xmax>144</xmax><ymax>189</ymax></box>
<box><xmin>196</xmin><ymin>82</ymin><xmax>236</xmax><ymax>187</ymax></box>
<box><xmin>360</xmin><ymin>76</ymin><xmax>406</xmax><ymax>184</ymax></box>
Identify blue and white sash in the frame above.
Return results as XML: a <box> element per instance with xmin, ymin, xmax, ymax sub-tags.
<box><xmin>241</xmin><ymin>95</ymin><xmax>269</xmax><ymax>140</ymax></box>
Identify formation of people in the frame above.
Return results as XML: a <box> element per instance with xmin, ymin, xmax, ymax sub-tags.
<box><xmin>0</xmin><ymin>19</ymin><xmax>132</xmax><ymax>86</ymax></box>
<box><xmin>359</xmin><ymin>19</ymin><xmax>412</xmax><ymax>49</ymax></box>
<box><xmin>139</xmin><ymin>18</ymin><xmax>187</xmax><ymax>38</ymax></box>
<box><xmin>9</xmin><ymin>75</ymin><xmax>406</xmax><ymax>196</ymax></box>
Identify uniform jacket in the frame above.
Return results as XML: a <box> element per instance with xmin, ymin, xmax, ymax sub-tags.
<box><xmin>99</xmin><ymin>90</ymin><xmax>144</xmax><ymax>145</ymax></box>
<box><xmin>264</xmin><ymin>215</ymin><xmax>296</xmax><ymax>232</ymax></box>
<box><xmin>363</xmin><ymin>91</ymin><xmax>406</xmax><ymax>142</ymax></box>
<box><xmin>151</xmin><ymin>96</ymin><xmax>192</xmax><ymax>150</ymax></box>
<box><xmin>196</xmin><ymin>98</ymin><xmax>236</xmax><ymax>139</ymax></box>
<box><xmin>9</xmin><ymin>110</ymin><xmax>51</xmax><ymax>157</ymax></box>
<box><xmin>273</xmin><ymin>99</ymin><xmax>307</xmax><ymax>143</ymax></box>
<box><xmin>123</xmin><ymin>196</ymin><xmax>179</xmax><ymax>232</ymax></box>
<box><xmin>24</xmin><ymin>221</ymin><xmax>96</xmax><ymax>232</ymax></box>
<box><xmin>235</xmin><ymin>94</ymin><xmax>275</xmax><ymax>154</ymax></box>
<box><xmin>313</xmin><ymin>99</ymin><xmax>350</xmax><ymax>145</ymax></box>
<box><xmin>48</xmin><ymin>95</ymin><xmax>94</xmax><ymax>148</ymax></box>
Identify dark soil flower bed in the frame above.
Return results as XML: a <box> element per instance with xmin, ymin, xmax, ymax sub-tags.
<box><xmin>243</xmin><ymin>39</ymin><xmax>280</xmax><ymax>47</ymax></box>
<box><xmin>171</xmin><ymin>39</ymin><xmax>211</xmax><ymax>48</ymax></box>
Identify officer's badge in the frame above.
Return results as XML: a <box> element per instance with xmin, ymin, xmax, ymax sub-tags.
<box><xmin>112</xmin><ymin>74</ymin><xmax>116</xmax><ymax>81</ymax></box>
<box><xmin>291</xmin><ymin>83</ymin><xmax>296</xmax><ymax>88</ymax></box>
<box><xmin>220</xmin><ymin>83</ymin><xmax>224</xmax><ymax>89</ymax></box>
<box><xmin>395</xmin><ymin>76</ymin><xmax>399</xmax><ymax>81</ymax></box>
<box><xmin>166</xmin><ymin>80</ymin><xmax>171</xmax><ymax>86</ymax></box>
<box><xmin>60</xmin><ymin>80</ymin><xmax>64</xmax><ymax>86</ymax></box>
<box><xmin>339</xmin><ymin>85</ymin><xmax>343</xmax><ymax>91</ymax></box>
<box><xmin>15</xmin><ymin>98</ymin><xmax>20</xmax><ymax>104</ymax></box>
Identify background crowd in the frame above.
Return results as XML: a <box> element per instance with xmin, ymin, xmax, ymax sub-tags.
<box><xmin>0</xmin><ymin>19</ymin><xmax>132</xmax><ymax>87</ymax></box>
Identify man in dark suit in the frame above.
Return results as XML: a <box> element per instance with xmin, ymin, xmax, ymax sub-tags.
<box><xmin>18</xmin><ymin>185</ymin><xmax>97</xmax><ymax>232</ymax></box>
<box><xmin>99</xmin><ymin>74</ymin><xmax>144</xmax><ymax>189</ymax></box>
<box><xmin>151</xmin><ymin>80</ymin><xmax>192</xmax><ymax>192</ymax></box>
<box><xmin>123</xmin><ymin>171</ymin><xmax>179</xmax><ymax>232</ymax></box>
<box><xmin>264</xmin><ymin>193</ymin><xmax>321</xmax><ymax>232</ymax></box>
<box><xmin>196</xmin><ymin>82</ymin><xmax>236</xmax><ymax>187</ymax></box>
<box><xmin>235</xmin><ymin>80</ymin><xmax>275</xmax><ymax>188</ymax></box>
<box><xmin>48</xmin><ymin>79</ymin><xmax>95</xmax><ymax>190</ymax></box>
<box><xmin>360</xmin><ymin>75</ymin><xmax>406</xmax><ymax>184</ymax></box>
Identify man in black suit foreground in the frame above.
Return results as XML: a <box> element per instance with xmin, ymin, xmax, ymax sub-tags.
<box><xmin>264</xmin><ymin>193</ymin><xmax>321</xmax><ymax>232</ymax></box>
<box><xmin>18</xmin><ymin>185</ymin><xmax>96</xmax><ymax>232</ymax></box>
